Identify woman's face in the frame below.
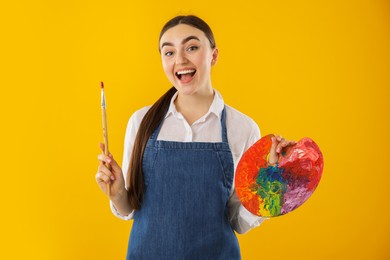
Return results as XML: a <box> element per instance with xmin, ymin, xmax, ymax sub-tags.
<box><xmin>159</xmin><ymin>24</ymin><xmax>218</xmax><ymax>96</ymax></box>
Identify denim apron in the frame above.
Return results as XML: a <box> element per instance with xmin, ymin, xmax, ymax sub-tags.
<box><xmin>126</xmin><ymin>107</ymin><xmax>240</xmax><ymax>260</ymax></box>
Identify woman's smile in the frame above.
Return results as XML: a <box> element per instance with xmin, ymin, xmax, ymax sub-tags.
<box><xmin>175</xmin><ymin>68</ymin><xmax>197</xmax><ymax>83</ymax></box>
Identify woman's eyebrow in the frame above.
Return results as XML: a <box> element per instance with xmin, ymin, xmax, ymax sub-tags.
<box><xmin>160</xmin><ymin>35</ymin><xmax>200</xmax><ymax>49</ymax></box>
<box><xmin>181</xmin><ymin>35</ymin><xmax>200</xmax><ymax>44</ymax></box>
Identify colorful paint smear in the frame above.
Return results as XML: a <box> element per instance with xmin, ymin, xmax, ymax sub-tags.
<box><xmin>235</xmin><ymin>134</ymin><xmax>324</xmax><ymax>217</ymax></box>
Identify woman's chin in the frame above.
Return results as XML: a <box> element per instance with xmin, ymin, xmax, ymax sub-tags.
<box><xmin>175</xmin><ymin>84</ymin><xmax>198</xmax><ymax>96</ymax></box>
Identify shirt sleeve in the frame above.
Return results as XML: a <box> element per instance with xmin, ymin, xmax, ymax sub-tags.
<box><xmin>227</xmin><ymin>122</ymin><xmax>268</xmax><ymax>234</ymax></box>
<box><xmin>109</xmin><ymin>113</ymin><xmax>139</xmax><ymax>220</ymax></box>
<box><xmin>110</xmin><ymin>200</ymin><xmax>135</xmax><ymax>220</ymax></box>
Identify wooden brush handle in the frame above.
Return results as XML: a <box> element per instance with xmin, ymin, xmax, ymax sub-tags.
<box><xmin>102</xmin><ymin>108</ymin><xmax>111</xmax><ymax>197</ymax></box>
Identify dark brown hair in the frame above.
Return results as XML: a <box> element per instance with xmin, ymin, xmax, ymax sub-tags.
<box><xmin>127</xmin><ymin>15</ymin><xmax>217</xmax><ymax>210</ymax></box>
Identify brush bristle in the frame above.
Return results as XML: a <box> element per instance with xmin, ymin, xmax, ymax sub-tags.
<box><xmin>100</xmin><ymin>81</ymin><xmax>104</xmax><ymax>89</ymax></box>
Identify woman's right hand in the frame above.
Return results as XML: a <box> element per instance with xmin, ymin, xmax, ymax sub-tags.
<box><xmin>95</xmin><ymin>143</ymin><xmax>127</xmax><ymax>201</ymax></box>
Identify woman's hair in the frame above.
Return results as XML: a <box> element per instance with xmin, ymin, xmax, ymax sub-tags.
<box><xmin>158</xmin><ymin>15</ymin><xmax>216</xmax><ymax>51</ymax></box>
<box><xmin>127</xmin><ymin>15</ymin><xmax>216</xmax><ymax>210</ymax></box>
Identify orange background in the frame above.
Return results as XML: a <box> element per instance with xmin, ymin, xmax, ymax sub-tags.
<box><xmin>1</xmin><ymin>0</ymin><xmax>389</xmax><ymax>259</ymax></box>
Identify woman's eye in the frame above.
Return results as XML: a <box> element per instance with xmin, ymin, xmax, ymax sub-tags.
<box><xmin>187</xmin><ymin>46</ymin><xmax>198</xmax><ymax>52</ymax></box>
<box><xmin>165</xmin><ymin>51</ymin><xmax>173</xmax><ymax>56</ymax></box>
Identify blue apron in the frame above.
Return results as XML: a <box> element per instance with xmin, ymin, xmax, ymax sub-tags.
<box><xmin>127</xmin><ymin>107</ymin><xmax>240</xmax><ymax>260</ymax></box>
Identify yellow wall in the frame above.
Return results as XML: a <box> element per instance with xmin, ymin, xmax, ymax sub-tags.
<box><xmin>1</xmin><ymin>0</ymin><xmax>389</xmax><ymax>259</ymax></box>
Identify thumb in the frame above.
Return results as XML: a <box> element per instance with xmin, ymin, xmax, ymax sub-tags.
<box><xmin>268</xmin><ymin>136</ymin><xmax>279</xmax><ymax>165</ymax></box>
<box><xmin>107</xmin><ymin>154</ymin><xmax>122</xmax><ymax>173</ymax></box>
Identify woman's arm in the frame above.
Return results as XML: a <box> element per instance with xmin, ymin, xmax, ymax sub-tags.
<box><xmin>107</xmin><ymin>106</ymin><xmax>151</xmax><ymax>220</ymax></box>
<box><xmin>228</xmin><ymin>191</ymin><xmax>267</xmax><ymax>234</ymax></box>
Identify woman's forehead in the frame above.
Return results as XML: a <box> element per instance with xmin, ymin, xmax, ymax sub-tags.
<box><xmin>160</xmin><ymin>24</ymin><xmax>206</xmax><ymax>46</ymax></box>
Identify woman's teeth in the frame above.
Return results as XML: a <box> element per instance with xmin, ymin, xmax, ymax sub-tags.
<box><xmin>177</xmin><ymin>69</ymin><xmax>195</xmax><ymax>75</ymax></box>
<box><xmin>176</xmin><ymin>69</ymin><xmax>196</xmax><ymax>80</ymax></box>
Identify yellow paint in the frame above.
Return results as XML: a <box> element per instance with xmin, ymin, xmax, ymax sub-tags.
<box><xmin>1</xmin><ymin>0</ymin><xmax>389</xmax><ymax>259</ymax></box>
<box><xmin>259</xmin><ymin>205</ymin><xmax>271</xmax><ymax>217</ymax></box>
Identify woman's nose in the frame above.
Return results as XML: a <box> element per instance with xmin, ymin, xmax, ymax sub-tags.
<box><xmin>175</xmin><ymin>51</ymin><xmax>188</xmax><ymax>65</ymax></box>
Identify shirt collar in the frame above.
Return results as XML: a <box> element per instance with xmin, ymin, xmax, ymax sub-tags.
<box><xmin>208</xmin><ymin>89</ymin><xmax>225</xmax><ymax>119</ymax></box>
<box><xmin>165</xmin><ymin>89</ymin><xmax>225</xmax><ymax>119</ymax></box>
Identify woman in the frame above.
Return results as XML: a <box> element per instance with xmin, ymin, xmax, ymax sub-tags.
<box><xmin>96</xmin><ymin>15</ymin><xmax>295</xmax><ymax>259</ymax></box>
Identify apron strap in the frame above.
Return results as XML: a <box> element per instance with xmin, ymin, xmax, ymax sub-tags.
<box><xmin>150</xmin><ymin>116</ymin><xmax>164</xmax><ymax>140</ymax></box>
<box><xmin>220</xmin><ymin>106</ymin><xmax>228</xmax><ymax>143</ymax></box>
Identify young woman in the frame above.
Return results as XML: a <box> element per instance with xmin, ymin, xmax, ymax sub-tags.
<box><xmin>96</xmin><ymin>15</ymin><xmax>295</xmax><ymax>259</ymax></box>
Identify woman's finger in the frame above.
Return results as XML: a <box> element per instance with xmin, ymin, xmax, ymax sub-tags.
<box><xmin>276</xmin><ymin>138</ymin><xmax>286</xmax><ymax>153</ymax></box>
<box><xmin>96</xmin><ymin>171</ymin><xmax>110</xmax><ymax>184</ymax></box>
<box><xmin>107</xmin><ymin>156</ymin><xmax>122</xmax><ymax>173</ymax></box>
<box><xmin>281</xmin><ymin>140</ymin><xmax>296</xmax><ymax>148</ymax></box>
<box><xmin>98</xmin><ymin>154</ymin><xmax>122</xmax><ymax>176</ymax></box>
<box><xmin>99</xmin><ymin>142</ymin><xmax>105</xmax><ymax>152</ymax></box>
<box><xmin>97</xmin><ymin>159</ymin><xmax>118</xmax><ymax>181</ymax></box>
<box><xmin>98</xmin><ymin>154</ymin><xmax>112</xmax><ymax>164</ymax></box>
<box><xmin>277</xmin><ymin>139</ymin><xmax>297</xmax><ymax>153</ymax></box>
<box><xmin>98</xmin><ymin>163</ymin><xmax>112</xmax><ymax>175</ymax></box>
<box><xmin>287</xmin><ymin>140</ymin><xmax>297</xmax><ymax>146</ymax></box>
<box><xmin>99</xmin><ymin>142</ymin><xmax>113</xmax><ymax>156</ymax></box>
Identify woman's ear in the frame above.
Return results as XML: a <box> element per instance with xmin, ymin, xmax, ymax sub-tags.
<box><xmin>211</xmin><ymin>48</ymin><xmax>219</xmax><ymax>66</ymax></box>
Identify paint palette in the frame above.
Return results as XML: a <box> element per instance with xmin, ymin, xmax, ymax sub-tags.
<box><xmin>235</xmin><ymin>134</ymin><xmax>324</xmax><ymax>217</ymax></box>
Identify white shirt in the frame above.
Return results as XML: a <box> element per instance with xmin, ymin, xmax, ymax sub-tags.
<box><xmin>110</xmin><ymin>89</ymin><xmax>266</xmax><ymax>234</ymax></box>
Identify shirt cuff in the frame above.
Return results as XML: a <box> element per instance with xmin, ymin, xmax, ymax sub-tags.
<box><xmin>237</xmin><ymin>204</ymin><xmax>268</xmax><ymax>233</ymax></box>
<box><xmin>110</xmin><ymin>200</ymin><xmax>135</xmax><ymax>220</ymax></box>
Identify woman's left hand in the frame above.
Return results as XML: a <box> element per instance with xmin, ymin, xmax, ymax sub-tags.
<box><xmin>268</xmin><ymin>135</ymin><xmax>297</xmax><ymax>165</ymax></box>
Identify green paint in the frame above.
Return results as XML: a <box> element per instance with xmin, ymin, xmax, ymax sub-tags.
<box><xmin>253</xmin><ymin>166</ymin><xmax>287</xmax><ymax>216</ymax></box>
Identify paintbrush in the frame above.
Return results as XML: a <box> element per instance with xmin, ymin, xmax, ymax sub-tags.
<box><xmin>101</xmin><ymin>81</ymin><xmax>111</xmax><ymax>197</ymax></box>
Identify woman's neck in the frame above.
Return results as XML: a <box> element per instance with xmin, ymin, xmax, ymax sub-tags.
<box><xmin>175</xmin><ymin>87</ymin><xmax>214</xmax><ymax>126</ymax></box>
